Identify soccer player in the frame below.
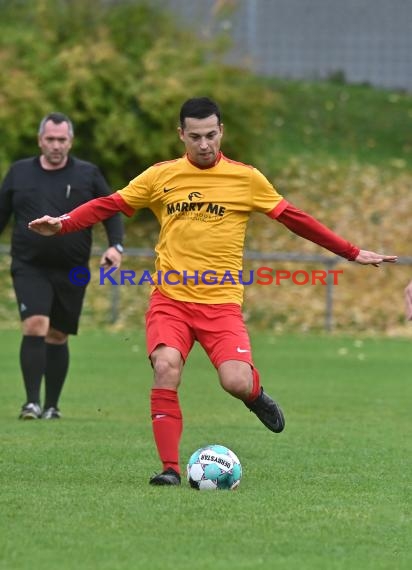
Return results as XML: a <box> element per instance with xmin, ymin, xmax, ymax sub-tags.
<box><xmin>28</xmin><ymin>98</ymin><xmax>396</xmax><ymax>481</ymax></box>
<box><xmin>0</xmin><ymin>112</ymin><xmax>124</xmax><ymax>420</ymax></box>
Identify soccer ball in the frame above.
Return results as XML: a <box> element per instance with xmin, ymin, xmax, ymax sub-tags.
<box><xmin>186</xmin><ymin>444</ymin><xmax>242</xmax><ymax>490</ymax></box>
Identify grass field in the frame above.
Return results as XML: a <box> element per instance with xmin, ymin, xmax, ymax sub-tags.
<box><xmin>1</xmin><ymin>329</ymin><xmax>411</xmax><ymax>570</ymax></box>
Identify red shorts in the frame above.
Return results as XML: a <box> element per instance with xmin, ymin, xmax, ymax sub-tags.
<box><xmin>145</xmin><ymin>290</ymin><xmax>254</xmax><ymax>369</ymax></box>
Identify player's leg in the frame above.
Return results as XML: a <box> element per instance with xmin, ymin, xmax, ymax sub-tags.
<box><xmin>196</xmin><ymin>302</ymin><xmax>285</xmax><ymax>433</ymax></box>
<box><xmin>146</xmin><ymin>291</ymin><xmax>195</xmax><ymax>485</ymax></box>
<box><xmin>11</xmin><ymin>260</ymin><xmax>52</xmax><ymax>419</ymax></box>
<box><xmin>44</xmin><ymin>268</ymin><xmax>87</xmax><ymax>418</ymax></box>
<box><xmin>218</xmin><ymin>361</ymin><xmax>285</xmax><ymax>433</ymax></box>
<box><xmin>149</xmin><ymin>345</ymin><xmax>184</xmax><ymax>485</ymax></box>
<box><xmin>217</xmin><ymin>359</ymin><xmax>255</xmax><ymax>399</ymax></box>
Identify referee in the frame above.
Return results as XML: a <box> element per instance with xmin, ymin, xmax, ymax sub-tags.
<box><xmin>0</xmin><ymin>112</ymin><xmax>124</xmax><ymax>419</ymax></box>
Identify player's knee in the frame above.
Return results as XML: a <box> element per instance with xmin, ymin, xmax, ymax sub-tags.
<box><xmin>220</xmin><ymin>374</ymin><xmax>250</xmax><ymax>399</ymax></box>
<box><xmin>150</xmin><ymin>345</ymin><xmax>183</xmax><ymax>388</ymax></box>
<box><xmin>218</xmin><ymin>360</ymin><xmax>252</xmax><ymax>398</ymax></box>
<box><xmin>151</xmin><ymin>350</ymin><xmax>182</xmax><ymax>388</ymax></box>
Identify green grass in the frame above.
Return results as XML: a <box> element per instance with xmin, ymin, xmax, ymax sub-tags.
<box><xmin>0</xmin><ymin>330</ymin><xmax>411</xmax><ymax>569</ymax></box>
<box><xmin>257</xmin><ymin>78</ymin><xmax>412</xmax><ymax>176</ymax></box>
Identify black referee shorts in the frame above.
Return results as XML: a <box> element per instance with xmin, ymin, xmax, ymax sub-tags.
<box><xmin>11</xmin><ymin>259</ymin><xmax>88</xmax><ymax>335</ymax></box>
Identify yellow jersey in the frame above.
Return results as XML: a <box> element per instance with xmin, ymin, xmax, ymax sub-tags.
<box><xmin>117</xmin><ymin>153</ymin><xmax>286</xmax><ymax>304</ymax></box>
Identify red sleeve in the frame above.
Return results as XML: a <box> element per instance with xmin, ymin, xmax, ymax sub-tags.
<box><xmin>59</xmin><ymin>193</ymin><xmax>134</xmax><ymax>234</ymax></box>
<box><xmin>268</xmin><ymin>201</ymin><xmax>360</xmax><ymax>261</ymax></box>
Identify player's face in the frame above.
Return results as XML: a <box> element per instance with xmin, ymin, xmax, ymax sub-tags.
<box><xmin>38</xmin><ymin>120</ymin><xmax>73</xmax><ymax>169</ymax></box>
<box><xmin>178</xmin><ymin>115</ymin><xmax>223</xmax><ymax>167</ymax></box>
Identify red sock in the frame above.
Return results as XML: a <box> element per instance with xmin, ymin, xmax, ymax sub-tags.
<box><xmin>151</xmin><ymin>388</ymin><xmax>182</xmax><ymax>474</ymax></box>
<box><xmin>246</xmin><ymin>367</ymin><xmax>261</xmax><ymax>402</ymax></box>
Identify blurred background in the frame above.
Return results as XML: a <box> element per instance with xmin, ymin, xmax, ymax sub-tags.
<box><xmin>0</xmin><ymin>0</ymin><xmax>411</xmax><ymax>335</ymax></box>
<box><xmin>161</xmin><ymin>0</ymin><xmax>412</xmax><ymax>90</ymax></box>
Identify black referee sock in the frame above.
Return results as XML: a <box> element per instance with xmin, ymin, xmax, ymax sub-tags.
<box><xmin>20</xmin><ymin>335</ymin><xmax>46</xmax><ymax>404</ymax></box>
<box><xmin>44</xmin><ymin>342</ymin><xmax>69</xmax><ymax>409</ymax></box>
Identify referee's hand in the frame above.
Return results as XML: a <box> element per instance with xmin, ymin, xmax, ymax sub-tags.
<box><xmin>28</xmin><ymin>215</ymin><xmax>62</xmax><ymax>236</ymax></box>
<box><xmin>100</xmin><ymin>247</ymin><xmax>122</xmax><ymax>270</ymax></box>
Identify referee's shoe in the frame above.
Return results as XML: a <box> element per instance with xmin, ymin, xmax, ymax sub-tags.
<box><xmin>244</xmin><ymin>388</ymin><xmax>285</xmax><ymax>433</ymax></box>
<box><xmin>42</xmin><ymin>407</ymin><xmax>61</xmax><ymax>420</ymax></box>
<box><xmin>19</xmin><ymin>402</ymin><xmax>42</xmax><ymax>420</ymax></box>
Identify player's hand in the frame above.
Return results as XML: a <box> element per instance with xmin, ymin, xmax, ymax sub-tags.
<box><xmin>354</xmin><ymin>249</ymin><xmax>398</xmax><ymax>267</ymax></box>
<box><xmin>100</xmin><ymin>247</ymin><xmax>122</xmax><ymax>270</ymax></box>
<box><xmin>28</xmin><ymin>215</ymin><xmax>62</xmax><ymax>236</ymax></box>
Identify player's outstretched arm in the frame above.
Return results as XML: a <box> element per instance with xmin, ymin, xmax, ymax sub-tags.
<box><xmin>274</xmin><ymin>203</ymin><xmax>398</xmax><ymax>266</ymax></box>
<box><xmin>29</xmin><ymin>195</ymin><xmax>133</xmax><ymax>237</ymax></box>
<box><xmin>354</xmin><ymin>249</ymin><xmax>398</xmax><ymax>267</ymax></box>
<box><xmin>28</xmin><ymin>215</ymin><xmax>62</xmax><ymax>236</ymax></box>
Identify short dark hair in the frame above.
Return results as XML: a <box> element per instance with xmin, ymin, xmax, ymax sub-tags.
<box><xmin>38</xmin><ymin>112</ymin><xmax>74</xmax><ymax>137</ymax></box>
<box><xmin>179</xmin><ymin>97</ymin><xmax>221</xmax><ymax>129</ymax></box>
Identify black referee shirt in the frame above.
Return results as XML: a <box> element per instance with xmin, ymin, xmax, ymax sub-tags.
<box><xmin>0</xmin><ymin>156</ymin><xmax>123</xmax><ymax>268</ymax></box>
